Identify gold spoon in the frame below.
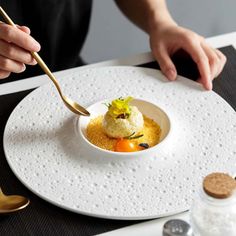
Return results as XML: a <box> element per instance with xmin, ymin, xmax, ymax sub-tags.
<box><xmin>0</xmin><ymin>7</ymin><xmax>90</xmax><ymax>116</ymax></box>
<box><xmin>0</xmin><ymin>188</ymin><xmax>30</xmax><ymax>214</ymax></box>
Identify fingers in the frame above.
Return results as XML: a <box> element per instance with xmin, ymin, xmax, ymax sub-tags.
<box><xmin>181</xmin><ymin>33</ymin><xmax>227</xmax><ymax>90</ymax></box>
<box><xmin>0</xmin><ymin>39</ymin><xmax>37</xmax><ymax>65</ymax></box>
<box><xmin>201</xmin><ymin>43</ymin><xmax>219</xmax><ymax>80</ymax></box>
<box><xmin>17</xmin><ymin>26</ymin><xmax>37</xmax><ymax>64</ymax></box>
<box><xmin>182</xmin><ymin>38</ymin><xmax>212</xmax><ymax>90</ymax></box>
<box><xmin>17</xmin><ymin>25</ymin><xmax>31</xmax><ymax>34</ymax></box>
<box><xmin>201</xmin><ymin>42</ymin><xmax>227</xmax><ymax>79</ymax></box>
<box><xmin>0</xmin><ymin>54</ymin><xmax>26</xmax><ymax>73</ymax></box>
<box><xmin>154</xmin><ymin>40</ymin><xmax>226</xmax><ymax>91</ymax></box>
<box><xmin>152</xmin><ymin>45</ymin><xmax>177</xmax><ymax>81</ymax></box>
<box><xmin>213</xmin><ymin>48</ymin><xmax>227</xmax><ymax>76</ymax></box>
<box><xmin>0</xmin><ymin>23</ymin><xmax>40</xmax><ymax>52</ymax></box>
<box><xmin>0</xmin><ymin>70</ymin><xmax>10</xmax><ymax>79</ymax></box>
<box><xmin>0</xmin><ymin>23</ymin><xmax>39</xmax><ymax>79</ymax></box>
<box><xmin>150</xmin><ymin>25</ymin><xmax>227</xmax><ymax>91</ymax></box>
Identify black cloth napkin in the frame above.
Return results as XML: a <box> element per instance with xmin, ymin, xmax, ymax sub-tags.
<box><xmin>0</xmin><ymin>46</ymin><xmax>235</xmax><ymax>236</ymax></box>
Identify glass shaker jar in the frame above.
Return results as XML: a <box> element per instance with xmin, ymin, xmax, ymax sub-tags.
<box><xmin>190</xmin><ymin>172</ymin><xmax>236</xmax><ymax>236</ymax></box>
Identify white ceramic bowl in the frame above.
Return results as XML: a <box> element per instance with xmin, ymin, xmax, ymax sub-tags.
<box><xmin>76</xmin><ymin>98</ymin><xmax>172</xmax><ymax>158</ymax></box>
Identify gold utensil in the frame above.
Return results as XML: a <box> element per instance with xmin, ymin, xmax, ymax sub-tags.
<box><xmin>0</xmin><ymin>188</ymin><xmax>30</xmax><ymax>214</ymax></box>
<box><xmin>0</xmin><ymin>6</ymin><xmax>90</xmax><ymax>116</ymax></box>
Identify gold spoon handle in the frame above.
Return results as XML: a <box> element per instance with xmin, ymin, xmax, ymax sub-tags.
<box><xmin>0</xmin><ymin>7</ymin><xmax>63</xmax><ymax>97</ymax></box>
<box><xmin>30</xmin><ymin>52</ymin><xmax>63</xmax><ymax>97</ymax></box>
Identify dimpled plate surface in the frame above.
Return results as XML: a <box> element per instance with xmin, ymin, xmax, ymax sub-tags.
<box><xmin>3</xmin><ymin>66</ymin><xmax>236</xmax><ymax>220</ymax></box>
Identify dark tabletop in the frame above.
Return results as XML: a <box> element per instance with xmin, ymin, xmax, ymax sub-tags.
<box><xmin>0</xmin><ymin>46</ymin><xmax>235</xmax><ymax>236</ymax></box>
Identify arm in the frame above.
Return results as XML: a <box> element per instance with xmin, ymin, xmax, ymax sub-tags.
<box><xmin>115</xmin><ymin>0</ymin><xmax>175</xmax><ymax>33</ymax></box>
<box><xmin>115</xmin><ymin>0</ymin><xmax>226</xmax><ymax>90</ymax></box>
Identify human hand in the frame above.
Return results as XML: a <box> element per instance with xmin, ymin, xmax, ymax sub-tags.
<box><xmin>149</xmin><ymin>22</ymin><xmax>226</xmax><ymax>90</ymax></box>
<box><xmin>0</xmin><ymin>23</ymin><xmax>40</xmax><ymax>79</ymax></box>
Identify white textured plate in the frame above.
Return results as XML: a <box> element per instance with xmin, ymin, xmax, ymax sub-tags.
<box><xmin>3</xmin><ymin>66</ymin><xmax>236</xmax><ymax>220</ymax></box>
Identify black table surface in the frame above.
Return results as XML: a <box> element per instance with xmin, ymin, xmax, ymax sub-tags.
<box><xmin>0</xmin><ymin>46</ymin><xmax>235</xmax><ymax>236</ymax></box>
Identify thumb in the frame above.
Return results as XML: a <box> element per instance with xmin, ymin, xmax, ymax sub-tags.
<box><xmin>153</xmin><ymin>46</ymin><xmax>177</xmax><ymax>81</ymax></box>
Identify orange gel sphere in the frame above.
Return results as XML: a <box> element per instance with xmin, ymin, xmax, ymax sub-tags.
<box><xmin>114</xmin><ymin>139</ymin><xmax>141</xmax><ymax>152</ymax></box>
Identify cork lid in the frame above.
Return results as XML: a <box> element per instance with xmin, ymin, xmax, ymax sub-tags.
<box><xmin>203</xmin><ymin>172</ymin><xmax>236</xmax><ymax>199</ymax></box>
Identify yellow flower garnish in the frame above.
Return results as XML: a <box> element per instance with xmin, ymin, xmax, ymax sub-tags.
<box><xmin>107</xmin><ymin>97</ymin><xmax>133</xmax><ymax>119</ymax></box>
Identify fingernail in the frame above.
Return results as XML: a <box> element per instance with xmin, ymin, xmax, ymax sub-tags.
<box><xmin>33</xmin><ymin>41</ymin><xmax>41</xmax><ymax>51</ymax></box>
<box><xmin>166</xmin><ymin>69</ymin><xmax>176</xmax><ymax>81</ymax></box>
<box><xmin>203</xmin><ymin>77</ymin><xmax>212</xmax><ymax>90</ymax></box>
<box><xmin>206</xmin><ymin>82</ymin><xmax>212</xmax><ymax>90</ymax></box>
<box><xmin>29</xmin><ymin>58</ymin><xmax>37</xmax><ymax>65</ymax></box>
<box><xmin>20</xmin><ymin>64</ymin><xmax>26</xmax><ymax>72</ymax></box>
<box><xmin>197</xmin><ymin>76</ymin><xmax>212</xmax><ymax>90</ymax></box>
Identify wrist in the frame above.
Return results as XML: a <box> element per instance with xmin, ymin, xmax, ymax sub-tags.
<box><xmin>147</xmin><ymin>6</ymin><xmax>177</xmax><ymax>34</ymax></box>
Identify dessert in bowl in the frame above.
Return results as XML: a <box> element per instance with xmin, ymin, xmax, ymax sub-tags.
<box><xmin>77</xmin><ymin>97</ymin><xmax>172</xmax><ymax>158</ymax></box>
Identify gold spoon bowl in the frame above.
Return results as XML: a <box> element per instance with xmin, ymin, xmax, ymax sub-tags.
<box><xmin>0</xmin><ymin>188</ymin><xmax>30</xmax><ymax>214</ymax></box>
